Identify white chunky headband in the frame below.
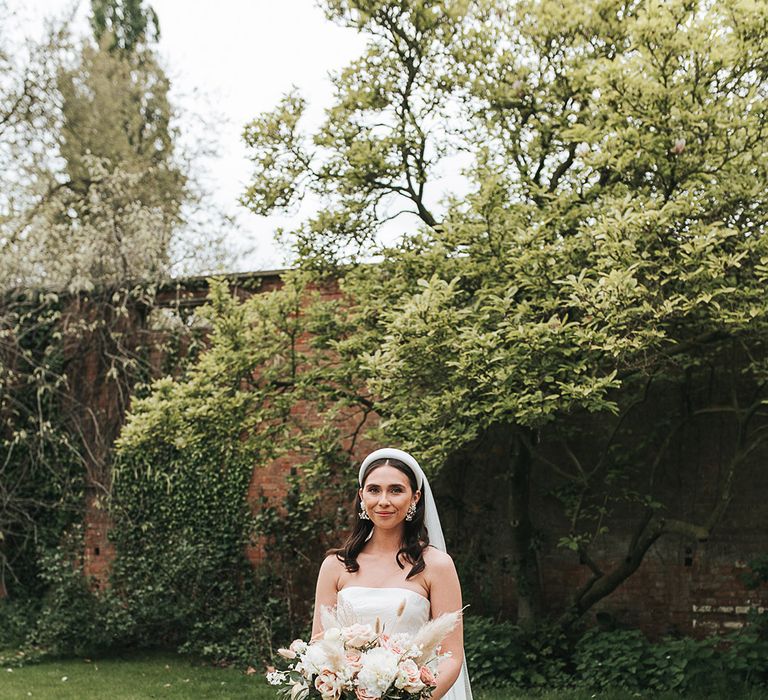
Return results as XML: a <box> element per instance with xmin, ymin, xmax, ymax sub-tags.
<box><xmin>358</xmin><ymin>447</ymin><xmax>425</xmax><ymax>490</ymax></box>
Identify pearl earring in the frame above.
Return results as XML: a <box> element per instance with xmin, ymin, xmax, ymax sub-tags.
<box><xmin>406</xmin><ymin>502</ymin><xmax>416</xmax><ymax>521</ymax></box>
<box><xmin>359</xmin><ymin>505</ymin><xmax>370</xmax><ymax>520</ymax></box>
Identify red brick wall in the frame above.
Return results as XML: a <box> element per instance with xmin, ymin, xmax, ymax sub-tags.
<box><xmin>74</xmin><ymin>271</ymin><xmax>768</xmax><ymax>638</ymax></box>
<box><xmin>83</xmin><ymin>492</ymin><xmax>116</xmax><ymax>592</ymax></box>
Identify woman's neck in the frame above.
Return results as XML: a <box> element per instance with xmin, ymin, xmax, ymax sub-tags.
<box><xmin>365</xmin><ymin>525</ymin><xmax>405</xmax><ymax>554</ymax></box>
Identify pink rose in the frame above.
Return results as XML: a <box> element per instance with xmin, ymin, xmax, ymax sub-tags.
<box><xmin>355</xmin><ymin>689</ymin><xmax>377</xmax><ymax>700</ymax></box>
<box><xmin>380</xmin><ymin>633</ymin><xmax>406</xmax><ymax>655</ymax></box>
<box><xmin>395</xmin><ymin>659</ymin><xmax>426</xmax><ymax>693</ymax></box>
<box><xmin>345</xmin><ymin>649</ymin><xmax>363</xmax><ymax>673</ymax></box>
<box><xmin>315</xmin><ymin>670</ymin><xmax>342</xmax><ymax>699</ymax></box>
<box><xmin>342</xmin><ymin>623</ymin><xmax>377</xmax><ymax>648</ymax></box>
<box><xmin>277</xmin><ymin>647</ymin><xmax>296</xmax><ymax>659</ymax></box>
<box><xmin>420</xmin><ymin>665</ymin><xmax>437</xmax><ymax>687</ymax></box>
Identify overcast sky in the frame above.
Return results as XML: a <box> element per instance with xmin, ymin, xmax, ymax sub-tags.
<box><xmin>9</xmin><ymin>0</ymin><xmax>369</xmax><ymax>271</ymax></box>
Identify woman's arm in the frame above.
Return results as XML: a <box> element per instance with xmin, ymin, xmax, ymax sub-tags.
<box><xmin>426</xmin><ymin>550</ymin><xmax>465</xmax><ymax>700</ymax></box>
<box><xmin>310</xmin><ymin>554</ymin><xmax>341</xmax><ymax>640</ymax></box>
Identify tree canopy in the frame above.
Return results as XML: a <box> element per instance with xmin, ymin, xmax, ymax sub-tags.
<box><xmin>242</xmin><ymin>0</ymin><xmax>768</xmax><ymax>624</ymax></box>
<box><xmin>0</xmin><ymin>0</ymin><xmax>229</xmax><ymax>293</ymax></box>
<box><xmin>0</xmin><ymin>0</ymin><xmax>217</xmax><ymax>607</ymax></box>
<box><xmin>91</xmin><ymin>0</ymin><xmax>160</xmax><ymax>53</ymax></box>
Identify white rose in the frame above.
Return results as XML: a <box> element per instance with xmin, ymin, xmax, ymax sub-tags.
<box><xmin>300</xmin><ymin>643</ymin><xmax>332</xmax><ymax>677</ymax></box>
<box><xmin>356</xmin><ymin>647</ymin><xmax>400</xmax><ymax>697</ymax></box>
<box><xmin>289</xmin><ymin>639</ymin><xmax>308</xmax><ymax>655</ymax></box>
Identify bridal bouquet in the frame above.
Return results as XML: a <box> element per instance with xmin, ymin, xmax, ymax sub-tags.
<box><xmin>266</xmin><ymin>608</ymin><xmax>460</xmax><ymax>699</ymax></box>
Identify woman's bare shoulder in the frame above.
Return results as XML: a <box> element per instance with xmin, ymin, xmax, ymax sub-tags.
<box><xmin>422</xmin><ymin>544</ymin><xmax>455</xmax><ymax>571</ymax></box>
<box><xmin>318</xmin><ymin>552</ymin><xmax>346</xmax><ymax>583</ymax></box>
<box><xmin>320</xmin><ymin>552</ymin><xmax>346</xmax><ymax>571</ymax></box>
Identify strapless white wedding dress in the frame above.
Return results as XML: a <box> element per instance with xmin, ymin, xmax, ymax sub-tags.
<box><xmin>337</xmin><ymin>587</ymin><xmax>472</xmax><ymax>700</ymax></box>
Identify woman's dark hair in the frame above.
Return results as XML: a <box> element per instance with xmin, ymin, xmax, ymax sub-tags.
<box><xmin>328</xmin><ymin>458</ymin><xmax>430</xmax><ymax>579</ymax></box>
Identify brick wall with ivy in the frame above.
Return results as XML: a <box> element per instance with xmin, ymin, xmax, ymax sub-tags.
<box><xmin>58</xmin><ymin>270</ymin><xmax>768</xmax><ymax>638</ymax></box>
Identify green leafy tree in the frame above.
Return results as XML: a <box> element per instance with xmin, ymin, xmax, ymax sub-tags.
<box><xmin>243</xmin><ymin>0</ymin><xmax>768</xmax><ymax>626</ymax></box>
<box><xmin>1</xmin><ymin>0</ymin><xmax>227</xmax><ymax>293</ymax></box>
<box><xmin>109</xmin><ymin>275</ymin><xmax>349</xmax><ymax>657</ymax></box>
<box><xmin>0</xmin><ymin>0</ymin><xmax>224</xmax><ymax>610</ymax></box>
<box><xmin>91</xmin><ymin>0</ymin><xmax>160</xmax><ymax>53</ymax></box>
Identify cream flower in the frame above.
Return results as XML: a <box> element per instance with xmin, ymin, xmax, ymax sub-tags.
<box><xmin>297</xmin><ymin>642</ymin><xmax>332</xmax><ymax>677</ymax></box>
<box><xmin>324</xmin><ymin>627</ymin><xmax>344</xmax><ymax>643</ymax></box>
<box><xmin>394</xmin><ymin>658</ymin><xmax>425</xmax><ymax>693</ymax></box>
<box><xmin>315</xmin><ymin>669</ymin><xmax>343</xmax><ymax>699</ymax></box>
<box><xmin>289</xmin><ymin>639</ymin><xmax>308</xmax><ymax>655</ymax></box>
<box><xmin>356</xmin><ymin>647</ymin><xmax>400</xmax><ymax>697</ymax></box>
<box><xmin>342</xmin><ymin>623</ymin><xmax>377</xmax><ymax>648</ymax></box>
<box><xmin>290</xmin><ymin>681</ymin><xmax>308</xmax><ymax>699</ymax></box>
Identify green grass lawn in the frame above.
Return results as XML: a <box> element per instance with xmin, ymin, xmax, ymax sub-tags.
<box><xmin>2</xmin><ymin>650</ymin><xmax>768</xmax><ymax>699</ymax></box>
<box><xmin>2</xmin><ymin>651</ymin><xmax>261</xmax><ymax>700</ymax></box>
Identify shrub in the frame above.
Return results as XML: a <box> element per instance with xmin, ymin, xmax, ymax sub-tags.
<box><xmin>722</xmin><ymin>611</ymin><xmax>768</xmax><ymax>686</ymax></box>
<box><xmin>463</xmin><ymin>616</ymin><xmax>521</xmax><ymax>688</ymax></box>
<box><xmin>573</xmin><ymin>627</ymin><xmax>651</xmax><ymax>692</ymax></box>
<box><xmin>463</xmin><ymin>616</ymin><xmax>570</xmax><ymax>689</ymax></box>
<box><xmin>21</xmin><ymin>526</ymin><xmax>127</xmax><ymax>658</ymax></box>
<box><xmin>466</xmin><ymin>614</ymin><xmax>768</xmax><ymax>693</ymax></box>
<box><xmin>0</xmin><ymin>597</ymin><xmax>39</xmax><ymax>649</ymax></box>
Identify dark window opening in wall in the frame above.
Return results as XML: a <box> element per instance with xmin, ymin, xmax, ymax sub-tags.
<box><xmin>94</xmin><ymin>547</ymin><xmax>100</xmax><ymax>556</ymax></box>
<box><xmin>684</xmin><ymin>546</ymin><xmax>693</xmax><ymax>567</ymax></box>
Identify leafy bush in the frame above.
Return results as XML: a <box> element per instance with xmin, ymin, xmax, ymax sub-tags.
<box><xmin>177</xmin><ymin>569</ymin><xmax>296</xmax><ymax>668</ymax></box>
<box><xmin>722</xmin><ymin>611</ymin><xmax>768</xmax><ymax>686</ymax></box>
<box><xmin>741</xmin><ymin>555</ymin><xmax>768</xmax><ymax>589</ymax></box>
<box><xmin>574</xmin><ymin>628</ymin><xmax>718</xmax><ymax>693</ymax></box>
<box><xmin>0</xmin><ymin>597</ymin><xmax>39</xmax><ymax>649</ymax></box>
<box><xmin>573</xmin><ymin>628</ymin><xmax>650</xmax><ymax>692</ymax></box>
<box><xmin>463</xmin><ymin>616</ymin><xmax>521</xmax><ymax>688</ymax></box>
<box><xmin>466</xmin><ymin>615</ymin><xmax>768</xmax><ymax>692</ymax></box>
<box><xmin>86</xmin><ymin>279</ymin><xmax>344</xmax><ymax>666</ymax></box>
<box><xmin>20</xmin><ymin>526</ymin><xmax>131</xmax><ymax>659</ymax></box>
<box><xmin>464</xmin><ymin>616</ymin><xmax>570</xmax><ymax>689</ymax></box>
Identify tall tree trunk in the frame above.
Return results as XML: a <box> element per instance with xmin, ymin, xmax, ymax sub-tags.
<box><xmin>503</xmin><ymin>426</ymin><xmax>544</xmax><ymax>627</ymax></box>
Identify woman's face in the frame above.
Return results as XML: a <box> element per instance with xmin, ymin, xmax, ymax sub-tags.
<box><xmin>359</xmin><ymin>465</ymin><xmax>420</xmax><ymax>529</ymax></box>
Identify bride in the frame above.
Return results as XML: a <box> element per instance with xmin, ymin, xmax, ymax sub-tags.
<box><xmin>311</xmin><ymin>448</ymin><xmax>473</xmax><ymax>700</ymax></box>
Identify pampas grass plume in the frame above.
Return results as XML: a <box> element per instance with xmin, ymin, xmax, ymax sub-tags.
<box><xmin>413</xmin><ymin>610</ymin><xmax>462</xmax><ymax>665</ymax></box>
